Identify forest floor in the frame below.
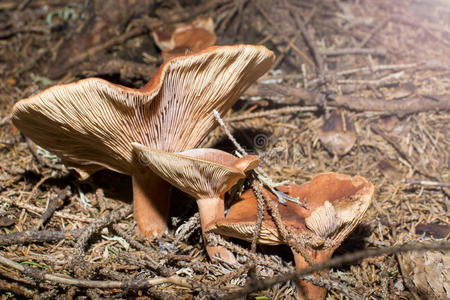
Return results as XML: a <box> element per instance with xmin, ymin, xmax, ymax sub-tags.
<box><xmin>0</xmin><ymin>0</ymin><xmax>449</xmax><ymax>299</ymax></box>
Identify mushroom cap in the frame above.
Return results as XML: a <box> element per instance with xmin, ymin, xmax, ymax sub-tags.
<box><xmin>318</xmin><ymin>110</ymin><xmax>357</xmax><ymax>156</ymax></box>
<box><xmin>153</xmin><ymin>17</ymin><xmax>216</xmax><ymax>60</ymax></box>
<box><xmin>132</xmin><ymin>143</ymin><xmax>259</xmax><ymax>199</ymax></box>
<box><xmin>207</xmin><ymin>172</ymin><xmax>374</xmax><ymax>249</ymax></box>
<box><xmin>12</xmin><ymin>45</ymin><xmax>274</xmax><ymax>176</ymax></box>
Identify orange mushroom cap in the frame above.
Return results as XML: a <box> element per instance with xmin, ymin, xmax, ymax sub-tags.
<box><xmin>153</xmin><ymin>17</ymin><xmax>216</xmax><ymax>61</ymax></box>
<box><xmin>208</xmin><ymin>172</ymin><xmax>374</xmax><ymax>250</ymax></box>
<box><xmin>207</xmin><ymin>172</ymin><xmax>373</xmax><ymax>299</ymax></box>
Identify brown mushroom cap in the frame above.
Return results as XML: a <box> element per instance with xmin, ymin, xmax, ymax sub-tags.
<box><xmin>318</xmin><ymin>110</ymin><xmax>357</xmax><ymax>156</ymax></box>
<box><xmin>12</xmin><ymin>45</ymin><xmax>274</xmax><ymax>176</ymax></box>
<box><xmin>153</xmin><ymin>17</ymin><xmax>216</xmax><ymax>60</ymax></box>
<box><xmin>207</xmin><ymin>172</ymin><xmax>373</xmax><ymax>299</ymax></box>
<box><xmin>133</xmin><ymin>144</ymin><xmax>259</xmax><ymax>199</ymax></box>
<box><xmin>207</xmin><ymin>172</ymin><xmax>374</xmax><ymax>249</ymax></box>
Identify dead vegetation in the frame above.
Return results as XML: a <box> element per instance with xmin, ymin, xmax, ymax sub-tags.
<box><xmin>0</xmin><ymin>0</ymin><xmax>449</xmax><ymax>299</ymax></box>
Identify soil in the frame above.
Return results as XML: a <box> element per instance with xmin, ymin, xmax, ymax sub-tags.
<box><xmin>0</xmin><ymin>0</ymin><xmax>449</xmax><ymax>299</ymax></box>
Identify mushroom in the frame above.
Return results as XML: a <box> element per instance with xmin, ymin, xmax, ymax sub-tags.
<box><xmin>207</xmin><ymin>172</ymin><xmax>374</xmax><ymax>299</ymax></box>
<box><xmin>11</xmin><ymin>45</ymin><xmax>275</xmax><ymax>237</ymax></box>
<box><xmin>318</xmin><ymin>110</ymin><xmax>357</xmax><ymax>157</ymax></box>
<box><xmin>153</xmin><ymin>17</ymin><xmax>216</xmax><ymax>61</ymax></box>
<box><xmin>133</xmin><ymin>145</ymin><xmax>258</xmax><ymax>263</ymax></box>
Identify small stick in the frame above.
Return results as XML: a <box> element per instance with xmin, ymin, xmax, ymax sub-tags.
<box><xmin>112</xmin><ymin>224</ymin><xmax>165</xmax><ymax>273</ymax></box>
<box><xmin>0</xmin><ymin>195</ymin><xmax>95</xmax><ymax>223</ymax></box>
<box><xmin>0</xmin><ymin>278</ymin><xmax>35</xmax><ymax>298</ymax></box>
<box><xmin>206</xmin><ymin>233</ymin><xmax>291</xmax><ymax>272</ymax></box>
<box><xmin>64</xmin><ymin>27</ymin><xmax>147</xmax><ymax>72</ymax></box>
<box><xmin>333</xmin><ymin>95</ymin><xmax>450</xmax><ymax>114</ymax></box>
<box><xmin>224</xmin><ymin>106</ymin><xmax>317</xmax><ymax>122</ymax></box>
<box><xmin>174</xmin><ymin>212</ymin><xmax>201</xmax><ymax>242</ymax></box>
<box><xmin>0</xmin><ymin>229</ymin><xmax>82</xmax><ymax>247</ymax></box>
<box><xmin>359</xmin><ymin>17</ymin><xmax>390</xmax><ymax>48</ymax></box>
<box><xmin>308</xmin><ymin>63</ymin><xmax>417</xmax><ymax>87</ymax></box>
<box><xmin>0</xmin><ymin>253</ymin><xmax>191</xmax><ymax>289</ymax></box>
<box><xmin>289</xmin><ymin>8</ymin><xmax>324</xmax><ymax>74</ymax></box>
<box><xmin>321</xmin><ymin>48</ymin><xmax>386</xmax><ymax>57</ymax></box>
<box><xmin>34</xmin><ymin>187</ymin><xmax>71</xmax><ymax>230</ymax></box>
<box><xmin>402</xmin><ymin>179</ymin><xmax>450</xmax><ymax>187</ymax></box>
<box><xmin>0</xmin><ymin>26</ymin><xmax>49</xmax><ymax>39</ymax></box>
<box><xmin>95</xmin><ymin>188</ymin><xmax>106</xmax><ymax>214</ymax></box>
<box><xmin>0</xmin><ymin>114</ymin><xmax>12</xmax><ymax>129</ymax></box>
<box><xmin>254</xmin><ymin>4</ymin><xmax>315</xmax><ymax>68</ymax></box>
<box><xmin>71</xmin><ymin>205</ymin><xmax>132</xmax><ymax>278</ymax></box>
<box><xmin>213</xmin><ymin>110</ymin><xmax>304</xmax><ymax>206</ymax></box>
<box><xmin>250</xmin><ymin>180</ymin><xmax>266</xmax><ymax>252</ymax></box>
<box><xmin>305</xmin><ymin>273</ymin><xmax>364</xmax><ymax>300</ymax></box>
<box><xmin>25</xmin><ymin>175</ymin><xmax>52</xmax><ymax>203</ymax></box>
<box><xmin>75</xmin><ymin>205</ymin><xmax>132</xmax><ymax>251</ymax></box>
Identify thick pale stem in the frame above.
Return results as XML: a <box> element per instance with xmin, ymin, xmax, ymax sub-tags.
<box><xmin>197</xmin><ymin>197</ymin><xmax>236</xmax><ymax>264</ymax></box>
<box><xmin>293</xmin><ymin>249</ymin><xmax>333</xmax><ymax>300</ymax></box>
<box><xmin>132</xmin><ymin>169</ymin><xmax>171</xmax><ymax>237</ymax></box>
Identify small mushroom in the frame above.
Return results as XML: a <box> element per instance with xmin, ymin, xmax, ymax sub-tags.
<box><xmin>207</xmin><ymin>172</ymin><xmax>374</xmax><ymax>299</ymax></box>
<box><xmin>12</xmin><ymin>45</ymin><xmax>275</xmax><ymax>237</ymax></box>
<box><xmin>153</xmin><ymin>17</ymin><xmax>216</xmax><ymax>61</ymax></box>
<box><xmin>318</xmin><ymin>110</ymin><xmax>357</xmax><ymax>157</ymax></box>
<box><xmin>133</xmin><ymin>144</ymin><xmax>258</xmax><ymax>263</ymax></box>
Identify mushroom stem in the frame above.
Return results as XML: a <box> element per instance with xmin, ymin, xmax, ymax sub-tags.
<box><xmin>132</xmin><ymin>169</ymin><xmax>172</xmax><ymax>237</ymax></box>
<box><xmin>293</xmin><ymin>249</ymin><xmax>333</xmax><ymax>300</ymax></box>
<box><xmin>196</xmin><ymin>197</ymin><xmax>236</xmax><ymax>264</ymax></box>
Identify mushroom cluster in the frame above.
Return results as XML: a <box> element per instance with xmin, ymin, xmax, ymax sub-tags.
<box><xmin>12</xmin><ymin>45</ymin><xmax>275</xmax><ymax>239</ymax></box>
<box><xmin>207</xmin><ymin>172</ymin><xmax>374</xmax><ymax>299</ymax></box>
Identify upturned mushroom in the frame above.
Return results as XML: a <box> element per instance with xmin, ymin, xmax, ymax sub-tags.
<box><xmin>153</xmin><ymin>17</ymin><xmax>216</xmax><ymax>61</ymax></box>
<box><xmin>11</xmin><ymin>45</ymin><xmax>275</xmax><ymax>237</ymax></box>
<box><xmin>133</xmin><ymin>145</ymin><xmax>258</xmax><ymax>263</ymax></box>
<box><xmin>207</xmin><ymin>172</ymin><xmax>374</xmax><ymax>299</ymax></box>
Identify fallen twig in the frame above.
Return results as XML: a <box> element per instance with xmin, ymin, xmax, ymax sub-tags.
<box><xmin>0</xmin><ymin>278</ymin><xmax>35</xmax><ymax>298</ymax></box>
<box><xmin>34</xmin><ymin>188</ymin><xmax>71</xmax><ymax>230</ymax></box>
<box><xmin>0</xmin><ymin>26</ymin><xmax>49</xmax><ymax>39</ymax></box>
<box><xmin>0</xmin><ymin>195</ymin><xmax>95</xmax><ymax>223</ymax></box>
<box><xmin>64</xmin><ymin>27</ymin><xmax>147</xmax><ymax>73</ymax></box>
<box><xmin>112</xmin><ymin>223</ymin><xmax>169</xmax><ymax>275</ymax></box>
<box><xmin>0</xmin><ymin>253</ymin><xmax>191</xmax><ymax>289</ymax></box>
<box><xmin>359</xmin><ymin>17</ymin><xmax>390</xmax><ymax>48</ymax></box>
<box><xmin>220</xmin><ymin>241</ymin><xmax>450</xmax><ymax>299</ymax></box>
<box><xmin>289</xmin><ymin>7</ymin><xmax>324</xmax><ymax>74</ymax></box>
<box><xmin>225</xmin><ymin>106</ymin><xmax>318</xmax><ymax>122</ymax></box>
<box><xmin>321</xmin><ymin>48</ymin><xmax>386</xmax><ymax>57</ymax></box>
<box><xmin>250</xmin><ymin>180</ymin><xmax>266</xmax><ymax>252</ymax></box>
<box><xmin>332</xmin><ymin>95</ymin><xmax>450</xmax><ymax>114</ymax></box>
<box><xmin>402</xmin><ymin>179</ymin><xmax>450</xmax><ymax>188</ymax></box>
<box><xmin>0</xmin><ymin>229</ymin><xmax>82</xmax><ymax>246</ymax></box>
<box><xmin>0</xmin><ymin>114</ymin><xmax>11</xmax><ymax>127</ymax></box>
<box><xmin>75</xmin><ymin>205</ymin><xmax>132</xmax><ymax>250</ymax></box>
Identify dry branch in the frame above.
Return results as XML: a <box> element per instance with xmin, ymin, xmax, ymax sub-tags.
<box><xmin>220</xmin><ymin>241</ymin><xmax>450</xmax><ymax>299</ymax></box>
<box><xmin>34</xmin><ymin>187</ymin><xmax>70</xmax><ymax>230</ymax></box>
<box><xmin>0</xmin><ymin>253</ymin><xmax>191</xmax><ymax>289</ymax></box>
<box><xmin>0</xmin><ymin>229</ymin><xmax>81</xmax><ymax>246</ymax></box>
<box><xmin>332</xmin><ymin>95</ymin><xmax>450</xmax><ymax>114</ymax></box>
